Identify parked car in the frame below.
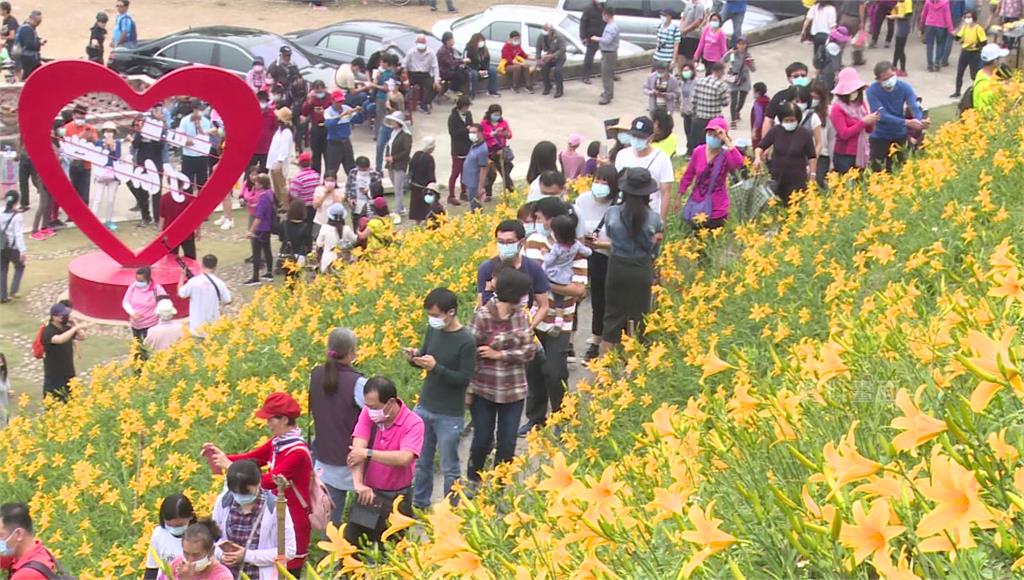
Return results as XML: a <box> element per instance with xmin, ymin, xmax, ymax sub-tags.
<box><xmin>433</xmin><ymin>5</ymin><xmax>644</xmax><ymax>66</ymax></box>
<box><xmin>286</xmin><ymin>21</ymin><xmax>443</xmax><ymax>67</ymax></box>
<box><xmin>555</xmin><ymin>0</ymin><xmax>778</xmax><ymax>49</ymax></box>
<box><xmin>108</xmin><ymin>26</ymin><xmax>334</xmax><ymax>84</ymax></box>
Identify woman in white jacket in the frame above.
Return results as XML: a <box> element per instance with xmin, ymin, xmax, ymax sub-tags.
<box><xmin>212</xmin><ymin>460</ymin><xmax>296</xmax><ymax>580</ymax></box>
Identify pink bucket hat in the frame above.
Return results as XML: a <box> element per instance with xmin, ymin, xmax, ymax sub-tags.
<box><xmin>705</xmin><ymin>116</ymin><xmax>730</xmax><ymax>134</ymax></box>
<box><xmin>831</xmin><ymin>67</ymin><xmax>867</xmax><ymax>96</ymax></box>
<box><xmin>829</xmin><ymin>25</ymin><xmax>851</xmax><ymax>44</ymax></box>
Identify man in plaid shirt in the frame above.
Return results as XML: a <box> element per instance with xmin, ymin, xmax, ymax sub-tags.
<box><xmin>690</xmin><ymin>62</ymin><xmax>729</xmax><ymax>153</ymax></box>
<box><xmin>466</xmin><ymin>267</ymin><xmax>537</xmax><ymax>484</ymax></box>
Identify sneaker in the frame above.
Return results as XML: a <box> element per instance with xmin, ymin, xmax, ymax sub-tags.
<box><xmin>950</xmin><ymin>92</ymin><xmax>961</xmax><ymax>98</ymax></box>
<box><xmin>517</xmin><ymin>421</ymin><xmax>538</xmax><ymax>437</ymax></box>
<box><xmin>262</xmin><ymin>272</ymin><xmax>274</xmax><ymax>281</ymax></box>
<box><xmin>447</xmin><ymin>196</ymin><xmax>461</xmax><ymax>206</ymax></box>
<box><xmin>244</xmin><ymin>256</ymin><xmax>254</xmax><ymax>264</ymax></box>
<box><xmin>392</xmin><ymin>213</ymin><xmax>402</xmax><ymax>225</ymax></box>
<box><xmin>40</xmin><ymin>227</ymin><xmax>55</xmax><ymax>236</ymax></box>
<box><xmin>584</xmin><ymin>343</ymin><xmax>601</xmax><ymax>361</ymax></box>
<box><xmin>220</xmin><ymin>218</ymin><xmax>234</xmax><ymax>230</ymax></box>
<box><xmin>566</xmin><ymin>346</ymin><xmax>578</xmax><ymax>364</ymax></box>
<box><xmin>214</xmin><ymin>216</ymin><xmax>225</xmax><ymax>226</ymax></box>
<box><xmin>105</xmin><ymin>221</ymin><xmax>118</xmax><ymax>231</ymax></box>
<box><xmin>30</xmin><ymin>231</ymin><xmax>47</xmax><ymax>241</ymax></box>
<box><xmin>243</xmin><ymin>278</ymin><xmax>261</xmax><ymax>286</ymax></box>
<box><xmin>884</xmin><ymin>41</ymin><xmax>891</xmax><ymax>49</ymax></box>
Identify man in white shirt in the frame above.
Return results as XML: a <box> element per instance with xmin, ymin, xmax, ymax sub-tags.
<box><xmin>177</xmin><ymin>254</ymin><xmax>231</xmax><ymax>338</ymax></box>
<box><xmin>613</xmin><ymin>116</ymin><xmax>674</xmax><ymax>218</ymax></box>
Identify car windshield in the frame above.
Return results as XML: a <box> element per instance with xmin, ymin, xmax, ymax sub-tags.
<box><xmin>560</xmin><ymin>15</ymin><xmax>581</xmax><ymax>39</ymax></box>
<box><xmin>249</xmin><ymin>40</ymin><xmax>312</xmax><ymax>69</ymax></box>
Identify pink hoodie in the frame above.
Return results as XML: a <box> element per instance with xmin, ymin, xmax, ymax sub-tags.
<box><xmin>920</xmin><ymin>0</ymin><xmax>954</xmax><ymax>32</ymax></box>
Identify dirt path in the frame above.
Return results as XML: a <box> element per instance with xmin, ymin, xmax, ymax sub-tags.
<box><xmin>24</xmin><ymin>0</ymin><xmax>548</xmax><ymax>61</ymax></box>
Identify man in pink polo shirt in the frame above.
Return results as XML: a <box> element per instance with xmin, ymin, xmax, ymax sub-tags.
<box><xmin>346</xmin><ymin>376</ymin><xmax>424</xmax><ymax>548</ymax></box>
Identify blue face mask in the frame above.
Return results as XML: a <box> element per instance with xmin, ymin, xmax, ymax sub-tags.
<box><xmin>166</xmin><ymin>524</ymin><xmax>188</xmax><ymax>538</ymax></box>
<box><xmin>705</xmin><ymin>134</ymin><xmax>723</xmax><ymax>149</ymax></box>
<box><xmin>631</xmin><ymin>136</ymin><xmax>649</xmax><ymax>151</ymax></box>
<box><xmin>592</xmin><ymin>183</ymin><xmax>611</xmax><ymax>198</ymax></box>
<box><xmin>497</xmin><ymin>242</ymin><xmax>520</xmax><ymax>260</ymax></box>
<box><xmin>232</xmin><ymin>492</ymin><xmax>258</xmax><ymax>506</ymax></box>
<box><xmin>616</xmin><ymin>133</ymin><xmax>632</xmax><ymax>146</ymax></box>
<box><xmin>0</xmin><ymin>529</ymin><xmax>18</xmax><ymax>557</ymax></box>
<box><xmin>423</xmin><ymin>194</ymin><xmax>436</xmax><ymax>205</ymax></box>
<box><xmin>490</xmin><ymin>114</ymin><xmax>501</xmax><ymax>123</ymax></box>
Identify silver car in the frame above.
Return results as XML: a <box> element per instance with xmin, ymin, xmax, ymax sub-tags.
<box><xmin>556</xmin><ymin>0</ymin><xmax>778</xmax><ymax>49</ymax></box>
<box><xmin>432</xmin><ymin>5</ymin><xmax>645</xmax><ymax>66</ymax></box>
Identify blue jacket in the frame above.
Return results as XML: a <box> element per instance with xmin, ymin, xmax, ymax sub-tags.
<box><xmin>325</xmin><ymin>106</ymin><xmax>364</xmax><ymax>141</ymax></box>
<box><xmin>866</xmin><ymin>80</ymin><xmax>921</xmax><ymax>140</ymax></box>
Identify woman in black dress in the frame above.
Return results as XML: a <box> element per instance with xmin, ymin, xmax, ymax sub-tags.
<box><xmin>407</xmin><ymin>137</ymin><xmax>437</xmax><ymax>224</ymax></box>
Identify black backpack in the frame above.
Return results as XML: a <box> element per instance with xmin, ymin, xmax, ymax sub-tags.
<box><xmin>21</xmin><ymin>554</ymin><xmax>75</xmax><ymax>579</ymax></box>
<box><xmin>957</xmin><ymin>86</ymin><xmax>974</xmax><ymax>116</ymax></box>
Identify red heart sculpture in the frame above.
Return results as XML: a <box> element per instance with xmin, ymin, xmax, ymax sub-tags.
<box><xmin>19</xmin><ymin>60</ymin><xmax>261</xmax><ymax>267</ymax></box>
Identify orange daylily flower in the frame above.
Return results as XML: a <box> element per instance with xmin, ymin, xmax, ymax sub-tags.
<box><xmin>889</xmin><ymin>388</ymin><xmax>946</xmax><ymax>453</ymax></box>
<box><xmin>380</xmin><ymin>495</ymin><xmax>418</xmax><ymax>542</ymax></box>
<box><xmin>872</xmin><ymin>547</ymin><xmax>923</xmax><ymax>580</ymax></box>
<box><xmin>679</xmin><ymin>501</ymin><xmax>737</xmax><ymax>555</ymax></box>
<box><xmin>915</xmin><ymin>447</ymin><xmax>995</xmax><ymax>548</ymax></box>
<box><xmin>961</xmin><ymin>327</ymin><xmax>1023</xmax><ymax>411</ymax></box>
<box><xmin>987</xmin><ymin>428</ymin><xmax>1021</xmax><ymax>463</ymax></box>
<box><xmin>822</xmin><ymin>422</ymin><xmax>882</xmax><ymax>488</ymax></box>
<box><xmin>536</xmin><ymin>451</ymin><xmax>581</xmax><ymax>498</ymax></box>
<box><xmin>839</xmin><ymin>499</ymin><xmax>906</xmax><ymax>564</ymax></box>
<box><xmin>989</xmin><ymin>267</ymin><xmax>1024</xmax><ymax>304</ymax></box>
<box><xmin>317</xmin><ymin>523</ymin><xmax>357</xmax><ymax>560</ymax></box>
<box><xmin>648</xmin><ymin>487</ymin><xmax>688</xmax><ymax>524</ymax></box>
<box><xmin>699</xmin><ymin>338</ymin><xmax>735</xmax><ymax>383</ymax></box>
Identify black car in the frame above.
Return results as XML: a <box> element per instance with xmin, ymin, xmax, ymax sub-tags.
<box><xmin>107</xmin><ymin>25</ymin><xmax>333</xmax><ymax>83</ymax></box>
<box><xmin>286</xmin><ymin>21</ymin><xmax>443</xmax><ymax>67</ymax></box>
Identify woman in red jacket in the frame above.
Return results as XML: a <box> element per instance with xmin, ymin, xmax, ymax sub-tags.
<box><xmin>204</xmin><ymin>392</ymin><xmax>312</xmax><ymax>576</ymax></box>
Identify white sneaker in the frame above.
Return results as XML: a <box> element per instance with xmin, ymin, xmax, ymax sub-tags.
<box><xmin>220</xmin><ymin>218</ymin><xmax>233</xmax><ymax>230</ymax></box>
<box><xmin>214</xmin><ymin>216</ymin><xmax>225</xmax><ymax>226</ymax></box>
<box><xmin>391</xmin><ymin>213</ymin><xmax>402</xmax><ymax>225</ymax></box>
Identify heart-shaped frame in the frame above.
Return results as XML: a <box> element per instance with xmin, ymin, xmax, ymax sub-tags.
<box><xmin>19</xmin><ymin>60</ymin><xmax>261</xmax><ymax>267</ymax></box>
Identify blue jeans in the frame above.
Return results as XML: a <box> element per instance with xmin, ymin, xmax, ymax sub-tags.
<box><xmin>375</xmin><ymin>125</ymin><xmax>392</xmax><ymax>173</ymax></box>
<box><xmin>325</xmin><ymin>482</ymin><xmax>348</xmax><ymax>527</ymax></box>
<box><xmin>924</xmin><ymin>26</ymin><xmax>948</xmax><ymax>67</ymax></box>
<box><xmin>412</xmin><ymin>405</ymin><xmax>464</xmax><ymax>508</ymax></box>
<box><xmin>468</xmin><ymin>67</ymin><xmax>499</xmax><ymax>96</ymax></box>
<box><xmin>467</xmin><ymin>396</ymin><xmax>524</xmax><ymax>482</ymax></box>
<box><xmin>720</xmin><ymin>5</ymin><xmax>745</xmax><ymax>47</ymax></box>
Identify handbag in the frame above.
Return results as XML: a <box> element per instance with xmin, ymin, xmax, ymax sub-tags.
<box><xmin>682</xmin><ymin>149</ymin><xmax>727</xmax><ymax>223</ymax></box>
<box><xmin>0</xmin><ymin>212</ymin><xmax>17</xmax><ymax>261</ymax></box>
<box><xmin>501</xmin><ymin>146</ymin><xmax>514</xmax><ymax>163</ymax></box>
<box><xmin>347</xmin><ymin>423</ymin><xmax>411</xmax><ymax>531</ymax></box>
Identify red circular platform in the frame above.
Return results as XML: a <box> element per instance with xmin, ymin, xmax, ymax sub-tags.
<box><xmin>68</xmin><ymin>252</ymin><xmax>197</xmax><ymax>321</ymax></box>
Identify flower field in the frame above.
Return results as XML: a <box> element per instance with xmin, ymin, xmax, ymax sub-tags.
<box><xmin>4</xmin><ymin>80</ymin><xmax>1024</xmax><ymax>578</ymax></box>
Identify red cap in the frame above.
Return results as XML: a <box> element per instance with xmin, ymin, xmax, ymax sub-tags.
<box><xmin>331</xmin><ymin>90</ymin><xmax>345</xmax><ymax>103</ymax></box>
<box><xmin>254</xmin><ymin>392</ymin><xmax>302</xmax><ymax>419</ymax></box>
<box><xmin>371</xmin><ymin>196</ymin><xmax>388</xmax><ymax>211</ymax></box>
<box><xmin>297</xmin><ymin>151</ymin><xmax>313</xmax><ymax>164</ymax></box>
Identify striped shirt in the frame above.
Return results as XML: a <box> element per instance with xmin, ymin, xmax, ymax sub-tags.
<box><xmin>523</xmin><ymin>233</ymin><xmax>589</xmax><ymax>334</ymax></box>
<box><xmin>654</xmin><ymin>23</ymin><xmax>681</xmax><ymax>63</ymax></box>
<box><xmin>467</xmin><ymin>299</ymin><xmax>538</xmax><ymax>404</ymax></box>
<box><xmin>289</xmin><ymin>167</ymin><xmax>321</xmax><ymax>206</ymax></box>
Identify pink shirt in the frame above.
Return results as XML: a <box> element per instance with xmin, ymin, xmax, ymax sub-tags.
<box><xmin>559</xmin><ymin>149</ymin><xmax>585</xmax><ymax>180</ymax></box>
<box><xmin>157</xmin><ymin>557</ymin><xmax>234</xmax><ymax>580</ymax></box>
<box><xmin>920</xmin><ymin>0</ymin><xmax>954</xmax><ymax>31</ymax></box>
<box><xmin>351</xmin><ymin>399</ymin><xmax>424</xmax><ymax>491</ymax></box>
<box><xmin>678</xmin><ymin>145</ymin><xmax>745</xmax><ymax>220</ymax></box>
<box><xmin>143</xmin><ymin>320</ymin><xmax>185</xmax><ymax>352</ymax></box>
<box><xmin>122</xmin><ymin>282</ymin><xmax>168</xmax><ymax>330</ymax></box>
<box><xmin>829</xmin><ymin>101</ymin><xmax>869</xmax><ymax>157</ymax></box>
<box><xmin>694</xmin><ymin>27</ymin><xmax>728</xmax><ymax>64</ymax></box>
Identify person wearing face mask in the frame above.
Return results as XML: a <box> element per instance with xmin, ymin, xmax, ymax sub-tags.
<box><xmin>537</xmin><ymin>23</ymin><xmax>567</xmax><ymax>98</ymax></box>
<box><xmin>803</xmin><ymin>0</ymin><xmax>837</xmax><ymax>64</ymax></box>
<box><xmin>605</xmin><ymin>118</ymin><xmax>631</xmax><ymax>165</ymax></box>
<box><xmin>592</xmin><ymin>6</ymin><xmax>621</xmax><ymax>105</ymax></box>
<box><xmin>404</xmin><ymin>33</ymin><xmax>440</xmax><ymax>114</ymax></box>
<box><xmin>447</xmin><ymin>96</ymin><xmax>473</xmax><ymax>205</ymax></box>
<box><xmin>405</xmin><ymin>288</ymin><xmax>476</xmax><ymax>509</ymax></box>
<box><xmin>614</xmin><ymin>116</ymin><xmax>675</xmax><ymax>218</ymax></box>
<box><xmin>245</xmin><ymin>56</ymin><xmax>267</xmax><ymax>93</ymax></box>
<box><xmin>312</xmin><ymin>172</ymin><xmax>345</xmax><ymax>238</ymax></box>
<box><xmin>677</xmin><ymin>116</ymin><xmax>743</xmax><ymax>224</ymax></box>
<box><xmin>951</xmin><ymin>10</ymin><xmax>987</xmax><ymax>97</ymax></box>
<box><xmin>678</xmin><ymin>63</ymin><xmax>698</xmax><ymax>150</ymax></box>
<box><xmin>476</xmin><ymin>219</ymin><xmax>551</xmax><ymax>326</ymax></box>
<box><xmin>465</xmin><ymin>33</ymin><xmax>499</xmax><ymax>97</ymax></box>
<box><xmin>308</xmin><ymin>327</ymin><xmax>366</xmax><ymax>526</ymax></box>
<box><xmin>644</xmin><ymin>60</ymin><xmax>682</xmax><ymax>115</ymax></box>
<box><xmin>159</xmin><ymin>177</ymin><xmax>201</xmax><ymax>261</ymax></box>
<box><xmin>972</xmin><ymin>43</ymin><xmax>1009</xmax><ymax>114</ymax></box>
<box><xmin>723</xmin><ymin>37</ymin><xmax>754</xmax><ymax>130</ymax></box>
<box><xmin>345</xmin><ymin>377</ymin><xmax>424</xmax><ymax>548</ymax></box>
<box><xmin>653</xmin><ymin>9</ymin><xmax>681</xmax><ymax>70</ymax></box>
<box><xmin>251</xmin><ymin>91</ymin><xmax>277</xmax><ymax>171</ymax></box>
<box><xmin>421</xmin><ymin>183</ymin><xmax>447</xmax><ymax>228</ymax></box>
<box><xmin>383</xmin><ymin>111</ymin><xmax>413</xmax><ymax>218</ymax></box>
<box><xmin>829</xmin><ymin>67</ymin><xmax>877</xmax><ymax>174</ymax></box>
<box><xmin>91</xmin><ymin>122</ymin><xmax>121</xmax><ymax>231</ymax></box>
<box><xmin>204</xmin><ymin>392</ymin><xmax>311</xmax><ymax>576</ymax></box>
<box><xmin>300</xmin><ymin>80</ymin><xmax>333</xmax><ymax>174</ymax></box>
<box><xmin>144</xmin><ymin>494</ymin><xmax>197</xmax><ymax>579</ymax></box>
<box><xmin>500</xmin><ymin>30</ymin><xmax>534</xmax><ymax>93</ymax></box>
<box><xmin>345</xmin><ymin>156</ymin><xmax>382</xmax><ymax>231</ymax></box>
<box><xmin>754</xmin><ymin>102</ymin><xmax>818</xmax><ymax>205</ymax></box>
<box><xmin>462</xmin><ymin>123</ymin><xmax>490</xmax><ymax>209</ymax></box>
<box><xmin>0</xmin><ymin>503</ymin><xmax>62</xmax><ymax>577</ymax></box>
<box><xmin>466</xmin><ymin>268</ymin><xmax>538</xmax><ymax>484</ymax></box>
<box><xmin>62</xmin><ymin>103</ymin><xmax>97</xmax><ymax>206</ymax></box>
<box><xmin>796</xmin><ymin>85</ymin><xmax>825</xmax><ymax>166</ymax></box>
<box><xmin>156</xmin><ymin>520</ymin><xmax>233</xmax><ymax>580</ymax></box>
<box><xmin>693</xmin><ymin>13</ymin><xmax>728</xmax><ymax>72</ymax></box>
<box><xmin>482</xmin><ymin>104</ymin><xmax>514</xmax><ymax>198</ymax></box>
<box><xmin>41</xmin><ymin>302</ymin><xmax>83</xmax><ymax>403</ymax></box>
<box><xmin>865</xmin><ymin>60</ymin><xmax>925</xmax><ymax>172</ymax></box>
<box><xmin>0</xmin><ymin>191</ymin><xmax>26</xmax><ymax>305</ymax></box>
<box><xmin>572</xmin><ymin>164</ymin><xmax>617</xmax><ymax>360</ymax></box>
<box><xmin>817</xmin><ymin>26</ymin><xmax>849</xmax><ymax>91</ymax></box>
<box><xmin>210</xmin><ymin>461</ymin><xmax>296</xmax><ymax>580</ymax></box>
<box><xmin>408</xmin><ymin>137</ymin><xmax>438</xmax><ymax>223</ymax></box>
<box><xmin>762</xmin><ymin>61</ymin><xmax>811</xmax><ymax>136</ymax></box>
<box><xmin>122</xmin><ymin>266</ymin><xmax>168</xmax><ymax>345</ymax></box>
<box><xmin>178</xmin><ymin>102</ymin><xmax>213</xmax><ymax>201</ymax></box>
<box><xmin>580</xmin><ymin>0</ymin><xmax>606</xmax><ymax>83</ymax></box>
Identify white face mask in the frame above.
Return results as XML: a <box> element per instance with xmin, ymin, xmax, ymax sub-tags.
<box><xmin>964</xmin><ymin>17</ymin><xmax>974</xmax><ymax>24</ymax></box>
<box><xmin>427</xmin><ymin>315</ymin><xmax>446</xmax><ymax>329</ymax></box>
<box><xmin>881</xmin><ymin>76</ymin><xmax>898</xmax><ymax>90</ymax></box>
<box><xmin>74</xmin><ymin>118</ymin><xmax>86</xmax><ymax>126</ymax></box>
<box><xmin>781</xmin><ymin>121</ymin><xmax>798</xmax><ymax>132</ymax></box>
<box><xmin>811</xmin><ymin>98</ymin><xmax>820</xmax><ymax>108</ymax></box>
<box><xmin>416</xmin><ymin>42</ymin><xmax>427</xmax><ymax>51</ymax></box>
<box><xmin>478</xmin><ymin>41</ymin><xmax>485</xmax><ymax>48</ymax></box>
<box><xmin>710</xmin><ymin>20</ymin><xmax>720</xmax><ymax>30</ymax></box>
<box><xmin>134</xmin><ymin>280</ymin><xmax>148</xmax><ymax>289</ymax></box>
<box><xmin>468</xmin><ymin>132</ymin><xmax>479</xmax><ymax>143</ymax></box>
<box><xmin>192</xmin><ymin>557</ymin><xmax>211</xmax><ymax>572</ymax></box>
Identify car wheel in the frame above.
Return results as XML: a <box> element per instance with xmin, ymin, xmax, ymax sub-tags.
<box><xmin>144</xmin><ymin>67</ymin><xmax>163</xmax><ymax>78</ymax></box>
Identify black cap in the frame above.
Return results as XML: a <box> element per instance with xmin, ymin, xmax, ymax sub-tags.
<box><xmin>619</xmin><ymin>167</ymin><xmax>658</xmax><ymax>197</ymax></box>
<box><xmin>279</xmin><ymin>45</ymin><xmax>292</xmax><ymax>55</ymax></box>
<box><xmin>659</xmin><ymin>8</ymin><xmax>673</xmax><ymax>16</ymax></box>
<box><xmin>629</xmin><ymin>115</ymin><xmax>654</xmax><ymax>138</ymax></box>
<box><xmin>96</xmin><ymin>11</ymin><xmax>109</xmax><ymax>22</ymax></box>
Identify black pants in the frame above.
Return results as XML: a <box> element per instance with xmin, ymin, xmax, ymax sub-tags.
<box><xmin>525</xmin><ymin>331</ymin><xmax>569</xmax><ymax>425</ymax></box>
<box><xmin>0</xmin><ymin>249</ymin><xmax>25</xmax><ymax>301</ymax></box>
<box><xmin>774</xmin><ymin>173</ymin><xmax>808</xmax><ymax>206</ymax></box>
<box><xmin>250</xmin><ymin>233</ymin><xmax>273</xmax><ymax>279</ymax></box>
<box><xmin>131</xmin><ymin>326</ymin><xmax>151</xmax><ymax>361</ymax></box>
<box><xmin>68</xmin><ymin>164</ymin><xmax>91</xmax><ymax>206</ymax></box>
<box><xmin>581</xmin><ymin>40</ymin><xmax>599</xmax><ymax>81</ymax></box>
<box><xmin>325</xmin><ymin>139</ymin><xmax>354</xmax><ymax>179</ymax></box>
<box><xmin>128</xmin><ymin>183</ymin><xmax>152</xmax><ymax>223</ymax></box>
<box><xmin>689</xmin><ymin>117</ymin><xmax>712</xmax><ymax>155</ymax></box>
<box><xmin>293</xmin><ymin>117</ymin><xmax>307</xmax><ymax>154</ymax></box>
<box><xmin>409</xmin><ymin>71</ymin><xmax>434</xmax><ymax>111</ymax></box>
<box><xmin>816</xmin><ymin>155</ymin><xmax>830</xmax><ymax>191</ymax></box>
<box><xmin>541</xmin><ymin>60</ymin><xmax>564</xmax><ymax>94</ymax></box>
<box><xmin>892</xmin><ymin>35</ymin><xmax>908</xmax><ymax>71</ymax></box>
<box><xmin>588</xmin><ymin>252</ymin><xmax>609</xmax><ymax>337</ymax></box>
<box><xmin>18</xmin><ymin>155</ymin><xmax>35</xmax><ymax>208</ymax></box>
<box><xmin>730</xmin><ymin>90</ymin><xmax>748</xmax><ymax>123</ymax></box>
<box><xmin>954</xmin><ymin>49</ymin><xmax>981</xmax><ymax>94</ymax></box>
<box><xmin>484</xmin><ymin>152</ymin><xmax>513</xmax><ymax>195</ymax></box>
<box><xmin>309</xmin><ymin>124</ymin><xmax>327</xmax><ymax>175</ymax></box>
<box><xmin>180</xmin><ymin>156</ymin><xmax>209</xmax><ymax>194</ymax></box>
<box><xmin>42</xmin><ymin>374</ymin><xmax>71</xmax><ymax>403</ymax></box>
<box><xmin>20</xmin><ymin>56</ymin><xmax>39</xmax><ymax>79</ymax></box>
<box><xmin>174</xmin><ymin>237</ymin><xmax>197</xmax><ymax>260</ymax></box>
<box><xmin>869</xmin><ymin>136</ymin><xmax>907</xmax><ymax>173</ymax></box>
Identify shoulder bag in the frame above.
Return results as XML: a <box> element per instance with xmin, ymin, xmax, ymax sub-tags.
<box><xmin>347</xmin><ymin>423</ymin><xmax>411</xmax><ymax>531</ymax></box>
<box><xmin>682</xmin><ymin>149</ymin><xmax>727</xmax><ymax>223</ymax></box>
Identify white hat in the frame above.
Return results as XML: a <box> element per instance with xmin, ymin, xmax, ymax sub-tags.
<box><xmin>419</xmin><ymin>136</ymin><xmax>436</xmax><ymax>151</ymax></box>
<box><xmin>101</xmin><ymin>121</ymin><xmax>117</xmax><ymax>132</ymax></box>
<box><xmin>155</xmin><ymin>299</ymin><xmax>177</xmax><ymax>320</ymax></box>
<box><xmin>981</xmin><ymin>43</ymin><xmax>1009</xmax><ymax>63</ymax></box>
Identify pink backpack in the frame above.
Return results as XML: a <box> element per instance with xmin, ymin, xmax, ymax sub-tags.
<box><xmin>290</xmin><ymin>447</ymin><xmax>334</xmax><ymax>532</ymax></box>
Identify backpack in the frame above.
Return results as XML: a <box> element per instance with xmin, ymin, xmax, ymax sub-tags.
<box><xmin>21</xmin><ymin>551</ymin><xmax>75</xmax><ymax>579</ymax></box>
<box><xmin>32</xmin><ymin>324</ymin><xmax>45</xmax><ymax>359</ymax></box>
<box><xmin>289</xmin><ymin>446</ymin><xmax>334</xmax><ymax>532</ymax></box>
<box><xmin>957</xmin><ymin>85</ymin><xmax>974</xmax><ymax>116</ymax></box>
